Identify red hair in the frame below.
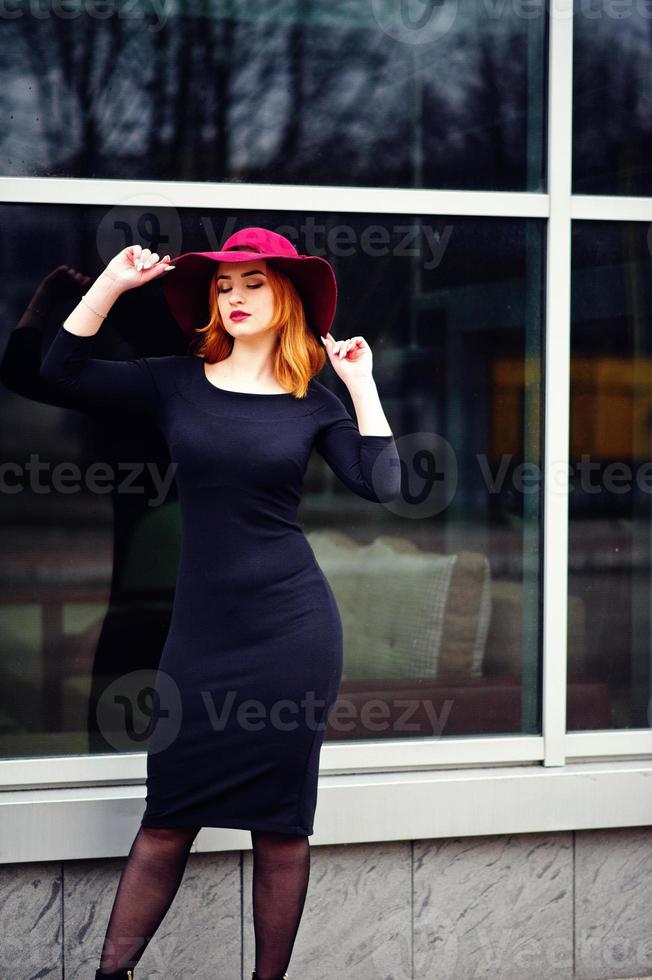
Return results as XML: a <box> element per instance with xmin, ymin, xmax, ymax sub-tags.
<box><xmin>189</xmin><ymin>254</ymin><xmax>327</xmax><ymax>399</ymax></box>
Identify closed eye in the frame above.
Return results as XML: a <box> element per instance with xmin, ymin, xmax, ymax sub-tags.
<box><xmin>218</xmin><ymin>284</ymin><xmax>263</xmax><ymax>293</ymax></box>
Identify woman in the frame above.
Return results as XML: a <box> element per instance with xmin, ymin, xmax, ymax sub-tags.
<box><xmin>39</xmin><ymin>226</ymin><xmax>401</xmax><ymax>980</ymax></box>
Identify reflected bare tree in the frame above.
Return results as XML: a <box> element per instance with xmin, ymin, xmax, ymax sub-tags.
<box><xmin>1</xmin><ymin>3</ymin><xmax>649</xmax><ymax>191</ymax></box>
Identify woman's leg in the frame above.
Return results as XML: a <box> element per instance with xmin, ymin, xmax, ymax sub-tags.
<box><xmin>96</xmin><ymin>824</ymin><xmax>200</xmax><ymax>974</ymax></box>
<box><xmin>250</xmin><ymin>830</ymin><xmax>311</xmax><ymax>980</ymax></box>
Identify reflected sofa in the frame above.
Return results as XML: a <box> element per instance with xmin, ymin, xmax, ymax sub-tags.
<box><xmin>304</xmin><ymin>530</ymin><xmax>611</xmax><ymax>740</ymax></box>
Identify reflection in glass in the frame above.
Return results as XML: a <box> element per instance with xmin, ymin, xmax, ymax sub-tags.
<box><xmin>573</xmin><ymin>3</ymin><xmax>652</xmax><ymax>195</ymax></box>
<box><xmin>0</xmin><ymin>212</ymin><xmax>187</xmax><ymax>759</ymax></box>
<box><xmin>569</xmin><ymin>221</ymin><xmax>652</xmax><ymax>729</ymax></box>
<box><xmin>0</xmin><ymin>2</ymin><xmax>546</xmax><ymax>191</ymax></box>
<box><xmin>0</xmin><ymin>205</ymin><xmax>553</xmax><ymax>759</ymax></box>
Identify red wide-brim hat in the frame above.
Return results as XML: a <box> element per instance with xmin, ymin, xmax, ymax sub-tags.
<box><xmin>162</xmin><ymin>226</ymin><xmax>338</xmax><ymax>340</ymax></box>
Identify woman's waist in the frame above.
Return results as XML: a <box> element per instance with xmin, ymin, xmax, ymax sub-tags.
<box><xmin>168</xmin><ymin>541</ymin><xmax>340</xmax><ymax>639</ymax></box>
<box><xmin>177</xmin><ymin>526</ymin><xmax>318</xmax><ymax>588</ymax></box>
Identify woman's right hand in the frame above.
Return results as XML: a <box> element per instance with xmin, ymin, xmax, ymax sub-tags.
<box><xmin>102</xmin><ymin>244</ymin><xmax>176</xmax><ymax>293</ymax></box>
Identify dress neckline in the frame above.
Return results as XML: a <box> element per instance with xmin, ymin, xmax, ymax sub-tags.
<box><xmin>199</xmin><ymin>357</ymin><xmax>293</xmax><ymax>398</ymax></box>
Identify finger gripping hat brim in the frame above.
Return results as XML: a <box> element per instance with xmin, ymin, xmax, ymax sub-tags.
<box><xmin>161</xmin><ymin>230</ymin><xmax>338</xmax><ymax>339</ymax></box>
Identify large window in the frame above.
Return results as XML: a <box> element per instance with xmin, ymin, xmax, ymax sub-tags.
<box><xmin>0</xmin><ymin>2</ymin><xmax>547</xmax><ymax>191</ymax></box>
<box><xmin>0</xmin><ymin>207</ymin><xmax>546</xmax><ymax>755</ymax></box>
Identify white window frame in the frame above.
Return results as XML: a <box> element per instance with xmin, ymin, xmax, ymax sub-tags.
<box><xmin>1</xmin><ymin>7</ymin><xmax>651</xmax><ymax>862</ymax></box>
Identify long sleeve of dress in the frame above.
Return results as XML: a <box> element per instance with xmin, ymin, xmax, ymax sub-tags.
<box><xmin>313</xmin><ymin>384</ymin><xmax>401</xmax><ymax>503</ymax></box>
<box><xmin>39</xmin><ymin>323</ymin><xmax>163</xmax><ymax>421</ymax></box>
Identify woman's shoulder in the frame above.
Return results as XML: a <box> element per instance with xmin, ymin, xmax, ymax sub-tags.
<box><xmin>308</xmin><ymin>376</ymin><xmax>341</xmax><ymax>402</ymax></box>
<box><xmin>307</xmin><ymin>376</ymin><xmax>350</xmax><ymax>418</ymax></box>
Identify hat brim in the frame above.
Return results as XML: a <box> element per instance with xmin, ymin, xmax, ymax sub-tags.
<box><xmin>161</xmin><ymin>250</ymin><xmax>337</xmax><ymax>340</ymax></box>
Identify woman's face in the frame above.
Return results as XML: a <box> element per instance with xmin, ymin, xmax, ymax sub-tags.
<box><xmin>215</xmin><ymin>259</ymin><xmax>276</xmax><ymax>337</ymax></box>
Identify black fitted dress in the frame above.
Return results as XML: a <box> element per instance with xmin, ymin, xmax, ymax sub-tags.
<box><xmin>40</xmin><ymin>323</ymin><xmax>401</xmax><ymax>836</ymax></box>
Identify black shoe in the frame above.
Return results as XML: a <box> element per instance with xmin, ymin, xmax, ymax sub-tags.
<box><xmin>251</xmin><ymin>972</ymin><xmax>288</xmax><ymax>979</ymax></box>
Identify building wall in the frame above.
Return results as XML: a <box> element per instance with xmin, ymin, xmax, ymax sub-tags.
<box><xmin>2</xmin><ymin>827</ymin><xmax>651</xmax><ymax>980</ymax></box>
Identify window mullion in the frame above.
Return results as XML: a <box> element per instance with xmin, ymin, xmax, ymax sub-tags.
<box><xmin>542</xmin><ymin>1</ymin><xmax>574</xmax><ymax>767</ymax></box>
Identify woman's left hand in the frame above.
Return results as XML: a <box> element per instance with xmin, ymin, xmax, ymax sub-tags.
<box><xmin>321</xmin><ymin>332</ymin><xmax>374</xmax><ymax>387</ymax></box>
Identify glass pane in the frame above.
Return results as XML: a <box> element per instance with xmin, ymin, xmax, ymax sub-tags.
<box><xmin>573</xmin><ymin>3</ymin><xmax>652</xmax><ymax>195</ymax></box>
<box><xmin>0</xmin><ymin>0</ymin><xmax>546</xmax><ymax>192</ymax></box>
<box><xmin>569</xmin><ymin>220</ymin><xmax>652</xmax><ymax>730</ymax></box>
<box><xmin>0</xmin><ymin>204</ymin><xmax>546</xmax><ymax>758</ymax></box>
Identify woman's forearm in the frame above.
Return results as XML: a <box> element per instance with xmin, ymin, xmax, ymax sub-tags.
<box><xmin>346</xmin><ymin>377</ymin><xmax>393</xmax><ymax>437</ymax></box>
<box><xmin>62</xmin><ymin>271</ymin><xmax>125</xmax><ymax>337</ymax></box>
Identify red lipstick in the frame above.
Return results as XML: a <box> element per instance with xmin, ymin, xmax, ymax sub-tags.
<box><xmin>230</xmin><ymin>311</ymin><xmax>251</xmax><ymax>321</ymax></box>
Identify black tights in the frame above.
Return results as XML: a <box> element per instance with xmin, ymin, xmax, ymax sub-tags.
<box><xmin>250</xmin><ymin>829</ymin><xmax>310</xmax><ymax>979</ymax></box>
<box><xmin>97</xmin><ymin>825</ymin><xmax>200</xmax><ymax>973</ymax></box>
<box><xmin>97</xmin><ymin>825</ymin><xmax>310</xmax><ymax>979</ymax></box>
